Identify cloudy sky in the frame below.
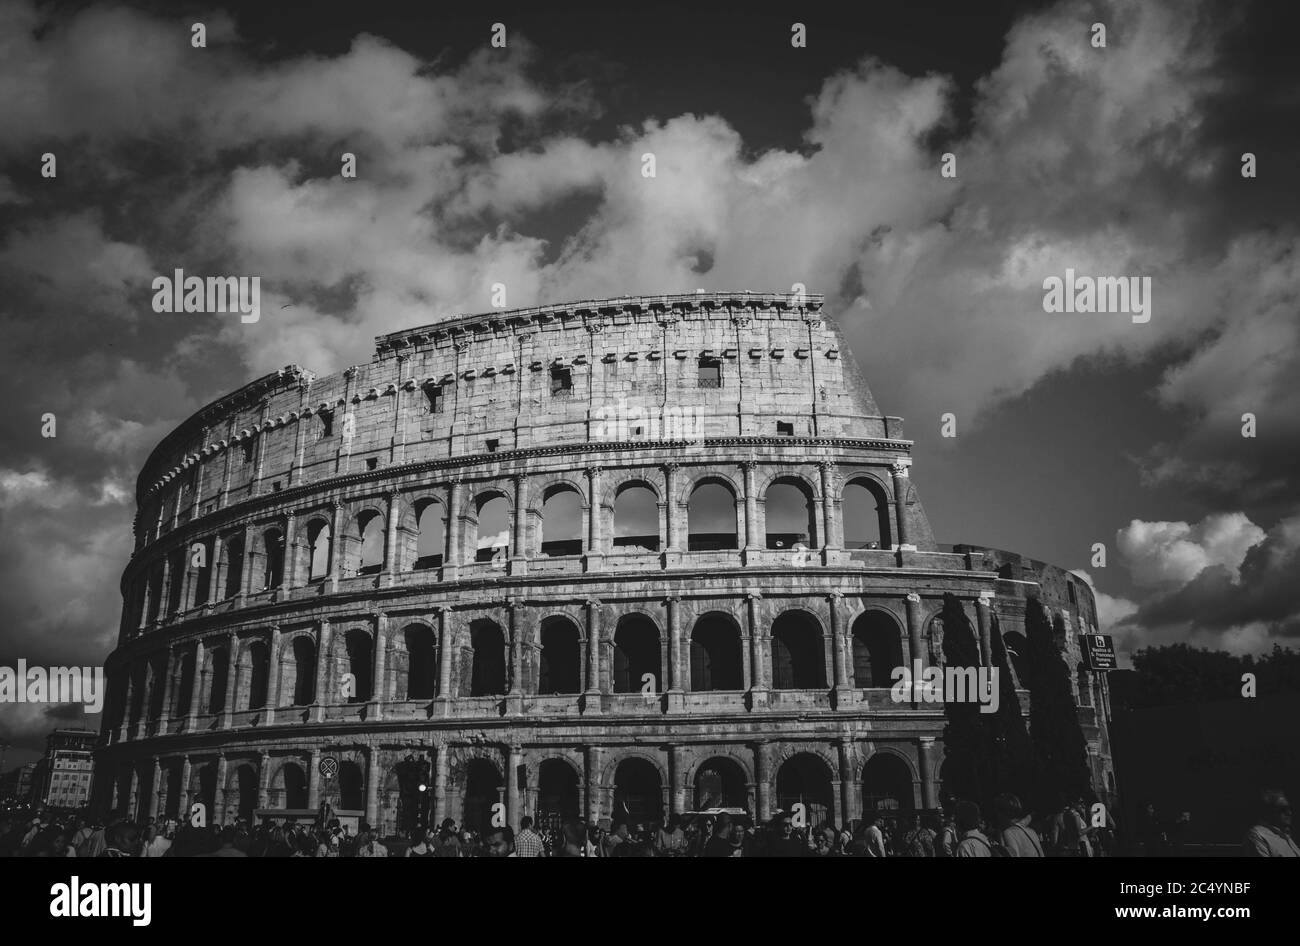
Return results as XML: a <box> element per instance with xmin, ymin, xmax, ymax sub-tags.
<box><xmin>1</xmin><ymin>0</ymin><xmax>1296</xmax><ymax>765</ymax></box>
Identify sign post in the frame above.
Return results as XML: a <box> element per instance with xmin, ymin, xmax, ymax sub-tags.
<box><xmin>1082</xmin><ymin>634</ymin><xmax>1117</xmax><ymax>671</ymax></box>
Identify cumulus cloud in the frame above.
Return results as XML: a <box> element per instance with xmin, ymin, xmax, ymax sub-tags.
<box><xmin>1117</xmin><ymin>512</ymin><xmax>1266</xmax><ymax>587</ymax></box>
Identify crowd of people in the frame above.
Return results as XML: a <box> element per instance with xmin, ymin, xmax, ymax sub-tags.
<box><xmin>1</xmin><ymin>788</ymin><xmax>1292</xmax><ymax>857</ymax></box>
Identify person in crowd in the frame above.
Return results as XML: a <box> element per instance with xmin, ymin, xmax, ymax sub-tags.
<box><xmin>404</xmin><ymin>825</ymin><xmax>436</xmax><ymax>857</ymax></box>
<box><xmin>861</xmin><ymin>812</ymin><xmax>887</xmax><ymax>858</ymax></box>
<box><xmin>603</xmin><ymin>820</ymin><xmax>630</xmax><ymax>856</ymax></box>
<box><xmin>101</xmin><ymin>821</ymin><xmax>139</xmax><ymax>857</ymax></box>
<box><xmin>993</xmin><ymin>794</ymin><xmax>1043</xmax><ymax>857</ymax></box>
<box><xmin>141</xmin><ymin>822</ymin><xmax>173</xmax><ymax>857</ymax></box>
<box><xmin>355</xmin><ymin>822</ymin><xmax>388</xmax><ymax>858</ymax></box>
<box><xmin>900</xmin><ymin>813</ymin><xmax>937</xmax><ymax>857</ymax></box>
<box><xmin>1242</xmin><ymin>789</ymin><xmax>1299</xmax><ymax>857</ymax></box>
<box><xmin>484</xmin><ymin>825</ymin><xmax>516</xmax><ymax>857</ymax></box>
<box><xmin>655</xmin><ymin>814</ymin><xmax>687</xmax><ymax>856</ymax></box>
<box><xmin>197</xmin><ymin>825</ymin><xmax>247</xmax><ymax>857</ymax></box>
<box><xmin>765</xmin><ymin>814</ymin><xmax>806</xmax><ymax>858</ymax></box>
<box><xmin>513</xmin><ymin>816</ymin><xmax>544</xmax><ymax>858</ymax></box>
<box><xmin>702</xmin><ymin>814</ymin><xmax>735</xmax><ymax>857</ymax></box>
<box><xmin>552</xmin><ymin>819</ymin><xmax>586</xmax><ymax>857</ymax></box>
<box><xmin>432</xmin><ymin>819</ymin><xmax>461</xmax><ymax>857</ymax></box>
<box><xmin>954</xmin><ymin>801</ymin><xmax>993</xmax><ymax>857</ymax></box>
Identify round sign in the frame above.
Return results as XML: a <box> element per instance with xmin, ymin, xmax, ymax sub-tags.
<box><xmin>320</xmin><ymin>756</ymin><xmax>339</xmax><ymax>779</ymax></box>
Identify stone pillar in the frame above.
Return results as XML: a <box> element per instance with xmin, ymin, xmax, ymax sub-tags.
<box><xmin>662</xmin><ymin>463</ymin><xmax>680</xmax><ymax>556</ymax></box>
<box><xmin>187</xmin><ymin>640</ymin><xmax>205</xmax><ymax>731</ymax></box>
<box><xmin>506</xmin><ymin>745</ymin><xmax>523</xmax><ymax>829</ymax></box>
<box><xmin>383</xmin><ymin>491</ymin><xmax>400</xmax><ymax>585</ymax></box>
<box><xmin>836</xmin><ymin>740</ymin><xmax>854</xmax><ymax>826</ymax></box>
<box><xmin>445</xmin><ymin>479</ymin><xmax>462</xmax><ymax>577</ymax></box>
<box><xmin>265</xmin><ymin>625</ymin><xmax>281</xmax><ymax>724</ymax></box>
<box><xmin>890</xmin><ymin>460</ymin><xmax>914</xmax><ymax>551</ymax></box>
<box><xmin>179</xmin><ymin>755</ymin><xmax>192</xmax><ymax>815</ymax></box>
<box><xmin>159</xmin><ymin>646</ymin><xmax>177</xmax><ymax>730</ymax></box>
<box><xmin>976</xmin><ymin>592</ymin><xmax>993</xmax><ymax>668</ymax></box>
<box><xmin>746</xmin><ymin>592</ymin><xmax>767</xmax><ymax>706</ymax></box>
<box><xmin>328</xmin><ymin>501</ymin><xmax>345</xmax><ymax>592</ymax></box>
<box><xmin>366</xmin><ymin>744</ymin><xmax>381</xmax><ymax>828</ymax></box>
<box><xmin>507</xmin><ymin>601</ymin><xmax>524</xmax><ymax>714</ymax></box>
<box><xmin>212</xmin><ymin>534</ymin><xmax>229</xmax><ymax>605</ymax></box>
<box><xmin>313</xmin><ymin>619</ymin><xmax>332</xmax><ymax>722</ymax></box>
<box><xmin>511</xmin><ymin>474</ymin><xmax>528</xmax><ymax>573</ymax></box>
<box><xmin>584</xmin><ymin>598</ymin><xmax>602</xmax><ymax>713</ymax></box>
<box><xmin>432</xmin><ymin>744</ymin><xmax>448</xmax><ymax>826</ymax></box>
<box><xmin>283</xmin><ymin>512</ymin><xmax>300</xmax><ymax>589</ymax></box>
<box><xmin>436</xmin><ymin>607</ymin><xmax>453</xmax><ymax>713</ymax></box>
<box><xmin>307</xmin><ymin>749</ymin><xmax>321</xmax><ymax>811</ymax></box>
<box><xmin>118</xmin><ymin>670</ymin><xmax>134</xmax><ymax>741</ymax></box>
<box><xmin>238</xmin><ymin>523</ymin><xmax>257</xmax><ymax>600</ymax></box>
<box><xmin>585</xmin><ymin>466</ymin><xmax>603</xmax><ymax>565</ymax></box>
<box><xmin>829</xmin><ymin>592</ymin><xmax>851</xmax><ymax>706</ymax></box>
<box><xmin>818</xmin><ymin>461</ymin><xmax>840</xmax><ymax>552</ymax></box>
<box><xmin>585</xmin><ymin>746</ymin><xmax>603</xmax><ymax>826</ymax></box>
<box><xmin>905</xmin><ymin>593</ymin><xmax>925</xmax><ymax>669</ymax></box>
<box><xmin>741</xmin><ymin>461</ymin><xmax>759</xmax><ymax>552</ymax></box>
<box><xmin>918</xmin><ymin>737</ymin><xmax>937</xmax><ymax>809</ymax></box>
<box><xmin>258</xmin><ymin>751</ymin><xmax>271</xmax><ymax>811</ymax></box>
<box><xmin>222</xmin><ymin>633</ymin><xmax>238</xmax><ymax>729</ymax></box>
<box><xmin>670</xmin><ymin>745</ymin><xmax>688</xmax><ymax>816</ymax></box>
<box><xmin>371</xmin><ymin>611</ymin><xmax>387</xmax><ymax>719</ymax></box>
<box><xmin>215</xmin><ymin>754</ymin><xmax>228</xmax><ymax>824</ymax></box>
<box><xmin>754</xmin><ymin>742</ymin><xmax>771</xmax><ymax>822</ymax></box>
<box><xmin>149</xmin><ymin>757</ymin><xmax>162</xmax><ymax>822</ymax></box>
<box><xmin>666</xmin><ymin>595</ymin><xmax>684</xmax><ymax>711</ymax></box>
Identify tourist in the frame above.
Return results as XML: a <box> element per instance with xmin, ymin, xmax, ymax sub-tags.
<box><xmin>655</xmin><ymin>814</ymin><xmax>686</xmax><ymax>856</ymax></box>
<box><xmin>861</xmin><ymin>812</ymin><xmax>887</xmax><ymax>857</ymax></box>
<box><xmin>404</xmin><ymin>825</ymin><xmax>436</xmax><ymax>857</ymax></box>
<box><xmin>1242</xmin><ymin>790</ymin><xmax>1299</xmax><ymax>857</ymax></box>
<box><xmin>993</xmin><ymin>794</ymin><xmax>1043</xmax><ymax>857</ymax></box>
<box><xmin>954</xmin><ymin>801</ymin><xmax>993</xmax><ymax>857</ymax></box>
<box><xmin>514</xmin><ymin>816</ymin><xmax>544</xmax><ymax>858</ymax></box>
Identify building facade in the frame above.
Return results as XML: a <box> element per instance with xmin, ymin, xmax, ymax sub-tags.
<box><xmin>1</xmin><ymin>762</ymin><xmax>37</xmax><ymax>805</ymax></box>
<box><xmin>40</xmin><ymin>730</ymin><xmax>96</xmax><ymax>810</ymax></box>
<box><xmin>96</xmin><ymin>291</ymin><xmax>1113</xmax><ymax>834</ymax></box>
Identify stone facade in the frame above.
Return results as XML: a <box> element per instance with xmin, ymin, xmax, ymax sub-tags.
<box><xmin>96</xmin><ymin>291</ymin><xmax>1114</xmax><ymax>835</ymax></box>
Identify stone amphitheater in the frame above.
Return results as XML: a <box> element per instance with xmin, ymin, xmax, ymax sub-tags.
<box><xmin>95</xmin><ymin>290</ymin><xmax>1115</xmax><ymax>837</ymax></box>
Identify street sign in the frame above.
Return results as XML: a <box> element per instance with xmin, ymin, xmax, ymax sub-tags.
<box><xmin>320</xmin><ymin>756</ymin><xmax>339</xmax><ymax>779</ymax></box>
<box><xmin>1082</xmin><ymin>634</ymin><xmax>1117</xmax><ymax>671</ymax></box>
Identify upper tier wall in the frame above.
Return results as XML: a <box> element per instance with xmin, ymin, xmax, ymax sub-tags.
<box><xmin>135</xmin><ymin>293</ymin><xmax>907</xmax><ymax>544</ymax></box>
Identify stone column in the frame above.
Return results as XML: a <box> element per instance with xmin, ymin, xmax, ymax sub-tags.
<box><xmin>436</xmin><ymin>608</ymin><xmax>453</xmax><ymax>713</ymax></box>
<box><xmin>215</xmin><ymin>754</ymin><xmax>228</xmax><ymax>824</ymax></box>
<box><xmin>506</xmin><ymin>745</ymin><xmax>523</xmax><ymax>829</ymax></box>
<box><xmin>670</xmin><ymin>745</ymin><xmax>688</xmax><ymax>816</ymax></box>
<box><xmin>585</xmin><ymin>466</ymin><xmax>603</xmax><ymax>565</ymax></box>
<box><xmin>585</xmin><ymin>746</ymin><xmax>603</xmax><ymax>826</ymax></box>
<box><xmin>741</xmin><ymin>461</ymin><xmax>759</xmax><ymax>552</ymax></box>
<box><xmin>829</xmin><ymin>592</ymin><xmax>851</xmax><ymax>706</ymax></box>
<box><xmin>445</xmin><ymin>479</ymin><xmax>462</xmax><ymax>578</ymax></box>
<box><xmin>179</xmin><ymin>755</ymin><xmax>192</xmax><ymax>816</ymax></box>
<box><xmin>890</xmin><ymin>460</ymin><xmax>914</xmax><ymax>551</ymax></box>
<box><xmin>432</xmin><ymin>744</ymin><xmax>448</xmax><ymax>826</ymax></box>
<box><xmin>313</xmin><ymin>619</ymin><xmax>332</xmax><ymax>722</ymax></box>
<box><xmin>265</xmin><ymin>625</ymin><xmax>281</xmax><ymax>724</ymax></box>
<box><xmin>511</xmin><ymin>474</ymin><xmax>528</xmax><ymax>573</ymax></box>
<box><xmin>666</xmin><ymin>595</ymin><xmax>684</xmax><ymax>711</ymax></box>
<box><xmin>818</xmin><ymin>461</ymin><xmax>840</xmax><ymax>552</ymax></box>
<box><xmin>905</xmin><ymin>593</ymin><xmax>925</xmax><ymax>669</ymax></box>
<box><xmin>149</xmin><ymin>757</ymin><xmax>162</xmax><ymax>822</ymax></box>
<box><xmin>744</xmin><ymin>592</ymin><xmax>768</xmax><ymax>709</ymax></box>
<box><xmin>366</xmin><ymin>744</ymin><xmax>381</xmax><ymax>828</ymax></box>
<box><xmin>384</xmin><ymin>491</ymin><xmax>400</xmax><ymax>585</ymax></box>
<box><xmin>187</xmin><ymin>640</ymin><xmax>205</xmax><ymax>731</ymax></box>
<box><xmin>258</xmin><ymin>751</ymin><xmax>271</xmax><ymax>811</ymax></box>
<box><xmin>238</xmin><ymin>523</ymin><xmax>257</xmax><ymax>600</ymax></box>
<box><xmin>754</xmin><ymin>742</ymin><xmax>771</xmax><ymax>822</ymax></box>
<box><xmin>371</xmin><ymin>611</ymin><xmax>387</xmax><ymax>719</ymax></box>
<box><xmin>662</xmin><ymin>463</ymin><xmax>680</xmax><ymax>558</ymax></box>
<box><xmin>976</xmin><ymin>592</ymin><xmax>993</xmax><ymax>668</ymax></box>
<box><xmin>283</xmin><ymin>512</ymin><xmax>300</xmax><ymax>589</ymax></box>
<box><xmin>307</xmin><ymin>748</ymin><xmax>322</xmax><ymax>811</ymax></box>
<box><xmin>836</xmin><ymin>740</ymin><xmax>854</xmax><ymax>826</ymax></box>
<box><xmin>918</xmin><ymin>737</ymin><xmax>937</xmax><ymax>809</ymax></box>
<box><xmin>328</xmin><ymin>501</ymin><xmax>345</xmax><ymax>592</ymax></box>
<box><xmin>584</xmin><ymin>598</ymin><xmax>602</xmax><ymax>713</ymax></box>
<box><xmin>507</xmin><ymin>601</ymin><xmax>523</xmax><ymax>714</ymax></box>
<box><xmin>159</xmin><ymin>646</ymin><xmax>177</xmax><ymax>730</ymax></box>
<box><xmin>222</xmin><ymin>633</ymin><xmax>238</xmax><ymax>729</ymax></box>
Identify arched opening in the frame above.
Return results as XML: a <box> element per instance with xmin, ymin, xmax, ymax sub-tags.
<box><xmin>538</xmin><ymin>616</ymin><xmax>582</xmax><ymax>694</ymax></box>
<box><xmin>176</xmin><ymin>648</ymin><xmax>196</xmax><ymax>718</ymax></box>
<box><xmin>146</xmin><ymin>654</ymin><xmax>167</xmax><ymax>720</ymax></box>
<box><xmin>192</xmin><ymin>538</ymin><xmax>213</xmax><ymax>606</ymax></box>
<box><xmin>765</xmin><ymin>480</ymin><xmax>817</xmax><ymax>550</ymax></box>
<box><xmin>307</xmin><ymin>518</ymin><xmax>332</xmax><ymax>580</ymax></box>
<box><xmin>280</xmin><ymin>762</ymin><xmax>308</xmax><ymax>809</ymax></box>
<box><xmin>541</xmin><ymin>486</ymin><xmax>583</xmax><ymax>557</ymax></box>
<box><xmin>775</xmin><ymin>753</ymin><xmax>833</xmax><ymax>827</ymax></box>
<box><xmin>261</xmin><ymin>528</ymin><xmax>285</xmax><ymax>589</ymax></box>
<box><xmin>473</xmin><ymin>494</ymin><xmax>510</xmax><ymax>563</ymax></box>
<box><xmin>463</xmin><ymin>759</ymin><xmax>503</xmax><ymax>835</ymax></box>
<box><xmin>290</xmin><ymin>636</ymin><xmax>316</xmax><ymax>706</ymax></box>
<box><xmin>688</xmin><ymin>481</ymin><xmax>738</xmax><ymax>551</ymax></box>
<box><xmin>196</xmin><ymin>765</ymin><xmax>217</xmax><ymax>822</ymax></box>
<box><xmin>234</xmin><ymin>764</ymin><xmax>258</xmax><ymax>823</ymax></box>
<box><xmin>1004</xmin><ymin>631</ymin><xmax>1029</xmax><ymax>685</ymax></box>
<box><xmin>852</xmin><ymin>611</ymin><xmax>905</xmax><ymax>688</ymax></box>
<box><xmin>690</xmin><ymin>613</ymin><xmax>744</xmax><ymax>691</ymax></box>
<box><xmin>468</xmin><ymin>620</ymin><xmax>507</xmax><ymax>696</ymax></box>
<box><xmin>537</xmin><ymin>759</ymin><xmax>581</xmax><ymax>834</ymax></box>
<box><xmin>843</xmin><ymin>480</ymin><xmax>890</xmax><ymax>550</ymax></box>
<box><xmin>613</xmin><ymin>615</ymin><xmax>661</xmax><ymax>694</ymax></box>
<box><xmin>391</xmin><ymin>755</ymin><xmax>432</xmax><ymax>835</ymax></box>
<box><xmin>342</xmin><ymin>629</ymin><xmax>373</xmax><ymax>702</ymax></box>
<box><xmin>338</xmin><ymin>761</ymin><xmax>364</xmax><ymax>811</ymax></box>
<box><xmin>239</xmin><ymin>640</ymin><xmax>269</xmax><ymax>711</ymax></box>
<box><xmin>1077</xmin><ymin>663</ymin><xmax>1093</xmax><ymax>707</ymax></box>
<box><xmin>862</xmin><ymin>753</ymin><xmax>914</xmax><ymax>812</ymax></box>
<box><xmin>770</xmin><ymin>611</ymin><xmax>827</xmax><ymax>689</ymax></box>
<box><xmin>415</xmin><ymin>501</ymin><xmax>445</xmax><ymax>570</ymax></box>
<box><xmin>400</xmin><ymin>624</ymin><xmax>438</xmax><ymax>700</ymax></box>
<box><xmin>207</xmin><ymin>647</ymin><xmax>230</xmax><ymax>715</ymax></box>
<box><xmin>613</xmin><ymin>758</ymin><xmax>663</xmax><ymax>827</ymax></box>
<box><xmin>223</xmin><ymin>535</ymin><xmax>244</xmax><ymax>599</ymax></box>
<box><xmin>166</xmin><ymin>550</ymin><xmax>185</xmax><ymax>613</ymax></box>
<box><xmin>145</xmin><ymin>565</ymin><xmax>163</xmax><ymax>623</ymax></box>
<box><xmin>613</xmin><ymin>483</ymin><xmax>659</xmax><ymax>552</ymax></box>
<box><xmin>355</xmin><ymin>511</ymin><xmax>386</xmax><ymax>576</ymax></box>
<box><xmin>164</xmin><ymin>762</ymin><xmax>182</xmax><ymax>820</ymax></box>
<box><xmin>693</xmin><ymin>757</ymin><xmax>748</xmax><ymax>810</ymax></box>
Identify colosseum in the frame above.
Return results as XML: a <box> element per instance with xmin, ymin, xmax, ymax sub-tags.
<box><xmin>95</xmin><ymin>290</ymin><xmax>1115</xmax><ymax>838</ymax></box>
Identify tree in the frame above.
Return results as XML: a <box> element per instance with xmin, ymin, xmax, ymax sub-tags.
<box><xmin>1024</xmin><ymin>599</ymin><xmax>1092</xmax><ymax>813</ymax></box>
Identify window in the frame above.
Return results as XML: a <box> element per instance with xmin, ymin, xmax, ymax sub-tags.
<box><xmin>551</xmin><ymin>366</ymin><xmax>573</xmax><ymax>395</ymax></box>
<box><xmin>318</xmin><ymin>409</ymin><xmax>334</xmax><ymax>439</ymax></box>
<box><xmin>1068</xmin><ymin>581</ymin><xmax>1077</xmax><ymax>605</ymax></box>
<box><xmin>486</xmin><ymin>439</ymin><xmax>499</xmax><ymax>453</ymax></box>
<box><xmin>241</xmin><ymin>439</ymin><xmax>255</xmax><ymax>464</ymax></box>
<box><xmin>776</xmin><ymin>421</ymin><xmax>794</xmax><ymax>436</ymax></box>
<box><xmin>423</xmin><ymin>382</ymin><xmax>444</xmax><ymax>414</ymax></box>
<box><xmin>366</xmin><ymin>457</ymin><xmax>378</xmax><ymax>471</ymax></box>
<box><xmin>541</xmin><ymin>486</ymin><xmax>583</xmax><ymax>557</ymax></box>
<box><xmin>697</xmin><ymin>356</ymin><xmax>721</xmax><ymax>388</ymax></box>
<box><xmin>613</xmin><ymin>484</ymin><xmax>659</xmax><ymax>552</ymax></box>
<box><xmin>414</xmin><ymin>502</ymin><xmax>445</xmax><ymax>569</ymax></box>
<box><xmin>272</xmin><ymin>480</ymin><xmax>282</xmax><ymax>491</ymax></box>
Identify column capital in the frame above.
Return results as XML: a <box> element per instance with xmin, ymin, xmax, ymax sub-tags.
<box><xmin>585</xmin><ymin>466</ymin><xmax>603</xmax><ymax>479</ymax></box>
<box><xmin>740</xmin><ymin>459</ymin><xmax>757</xmax><ymax>473</ymax></box>
<box><xmin>661</xmin><ymin>462</ymin><xmax>680</xmax><ymax>474</ymax></box>
<box><xmin>585</xmin><ymin>598</ymin><xmax>602</xmax><ymax>608</ymax></box>
<box><xmin>512</xmin><ymin>472</ymin><xmax>527</xmax><ymax>486</ymax></box>
<box><xmin>890</xmin><ymin>459</ymin><xmax>911</xmax><ymax>478</ymax></box>
<box><xmin>665</xmin><ymin>594</ymin><xmax>681</xmax><ymax>604</ymax></box>
<box><xmin>905</xmin><ymin>592</ymin><xmax>922</xmax><ymax>604</ymax></box>
<box><xmin>384</xmin><ymin>488</ymin><xmax>398</xmax><ymax>503</ymax></box>
<box><xmin>447</xmin><ymin>476</ymin><xmax>463</xmax><ymax>488</ymax></box>
<box><xmin>745</xmin><ymin>590</ymin><xmax>763</xmax><ymax>601</ymax></box>
<box><xmin>977</xmin><ymin>591</ymin><xmax>994</xmax><ymax>606</ymax></box>
<box><xmin>827</xmin><ymin>591</ymin><xmax>845</xmax><ymax>601</ymax></box>
<box><xmin>919</xmin><ymin>736</ymin><xmax>937</xmax><ymax>746</ymax></box>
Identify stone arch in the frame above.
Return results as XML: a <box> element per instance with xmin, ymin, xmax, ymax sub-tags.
<box><xmin>537</xmin><ymin>614</ymin><xmax>583</xmax><ymax>695</ymax></box>
<box><xmin>860</xmin><ymin>748</ymin><xmax>918</xmax><ymax>811</ymax></box>
<box><xmin>612</xmin><ymin>612</ymin><xmax>663</xmax><ymax>694</ymax></box>
<box><xmin>234</xmin><ymin>637</ymin><xmax>270</xmax><ymax>712</ymax></box>
<box><xmin>611</xmin><ymin>479</ymin><xmax>661</xmax><ymax>552</ymax></box>
<box><xmin>342</xmin><ymin>506</ymin><xmax>387</xmax><ymax>576</ymax></box>
<box><xmin>304</xmin><ymin>515</ymin><xmax>333</xmax><ymax>581</ymax></box>
<box><xmin>599</xmin><ymin>747</ymin><xmax>669</xmax><ymax>789</ymax></box>
<box><xmin>851</xmin><ymin>609</ymin><xmax>906</xmax><ymax>689</ymax></box>
<box><xmin>688</xmin><ymin>609</ymin><xmax>745</xmax><ymax>691</ymax></box>
<box><xmin>684</xmin><ymin>748</ymin><xmax>755</xmax><ymax>787</ymax></box>
<box><xmin>333</xmin><ymin>626</ymin><xmax>374</xmax><ymax>702</ymax></box>
<box><xmin>279</xmin><ymin>632</ymin><xmax>317</xmax><ymax>707</ymax></box>
<box><xmin>469</xmin><ymin>489</ymin><xmax>513</xmax><ymax>563</ymax></box>
<box><xmin>465</xmin><ymin>618</ymin><xmax>508</xmax><ymax>696</ymax></box>
<box><xmin>686</xmin><ymin>476</ymin><xmax>741</xmax><ymax>552</ymax></box>
<box><xmin>761</xmin><ymin>474</ymin><xmax>820</xmax><ymax>551</ymax></box>
<box><xmin>841</xmin><ymin>474</ymin><xmax>893</xmax><ymax>550</ymax></box>
<box><xmin>770</xmin><ymin>608</ymin><xmax>828</xmax><ymax>689</ymax></box>
<box><xmin>410</xmin><ymin>496</ymin><xmax>447</xmax><ymax>570</ymax></box>
<box><xmin>774</xmin><ymin>750</ymin><xmax>836</xmax><ymax>826</ymax></box>
<box><xmin>538</xmin><ymin>481</ymin><xmax>585</xmax><ymax>557</ymax></box>
<box><xmin>392</xmin><ymin>621</ymin><xmax>439</xmax><ymax>701</ymax></box>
